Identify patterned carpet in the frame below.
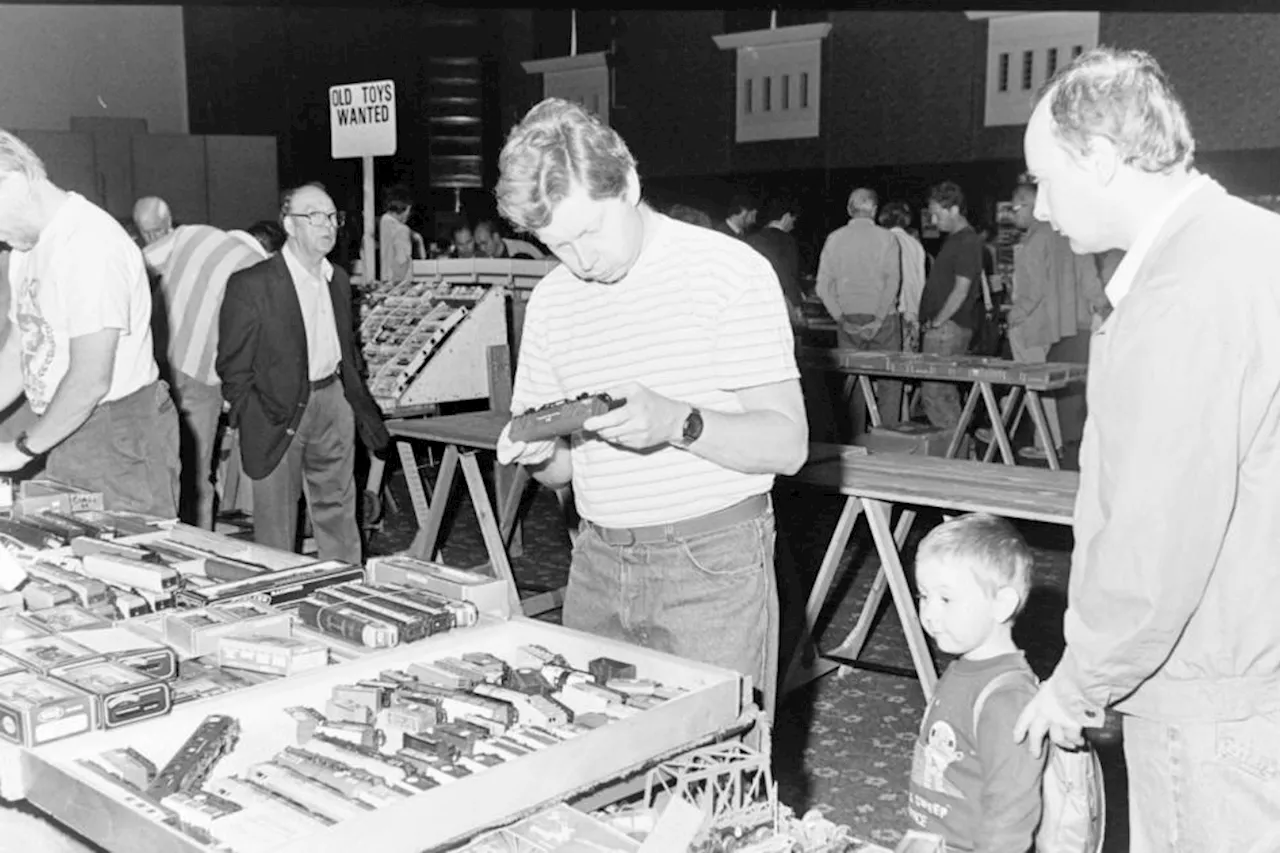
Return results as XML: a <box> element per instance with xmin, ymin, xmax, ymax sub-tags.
<box><xmin>364</xmin><ymin>454</ymin><xmax>1132</xmax><ymax>852</ymax></box>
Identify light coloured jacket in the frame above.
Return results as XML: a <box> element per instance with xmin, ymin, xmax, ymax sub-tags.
<box><xmin>1050</xmin><ymin>179</ymin><xmax>1280</xmax><ymax>723</ymax></box>
<box><xmin>815</xmin><ymin>218</ymin><xmax>901</xmax><ymax>324</ymax></box>
<box><xmin>1008</xmin><ymin>221</ymin><xmax>1104</xmax><ymax>350</ymax></box>
<box><xmin>891</xmin><ymin>227</ymin><xmax>927</xmax><ymax>324</ymax></box>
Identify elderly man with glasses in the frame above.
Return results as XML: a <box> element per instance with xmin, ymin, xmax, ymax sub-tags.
<box><xmin>217</xmin><ymin>181</ymin><xmax>389</xmax><ymax>562</ymax></box>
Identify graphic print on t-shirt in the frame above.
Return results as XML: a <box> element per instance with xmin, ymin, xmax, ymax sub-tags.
<box><xmin>911</xmin><ymin>719</ymin><xmax>966</xmax><ymax>798</ymax></box>
<box><xmin>15</xmin><ymin>276</ymin><xmax>55</xmax><ymax>411</ymax></box>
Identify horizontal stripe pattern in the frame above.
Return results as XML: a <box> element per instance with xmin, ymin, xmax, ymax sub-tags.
<box><xmin>512</xmin><ymin>213</ymin><xmax>799</xmax><ymax>527</ymax></box>
<box><xmin>145</xmin><ymin>225</ymin><xmax>262</xmax><ymax>385</ymax></box>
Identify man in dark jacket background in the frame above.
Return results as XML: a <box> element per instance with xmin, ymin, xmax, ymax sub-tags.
<box><xmin>747</xmin><ymin>193</ymin><xmax>804</xmax><ymax>326</ymax></box>
<box><xmin>217</xmin><ymin>182</ymin><xmax>389</xmax><ymax>563</ymax></box>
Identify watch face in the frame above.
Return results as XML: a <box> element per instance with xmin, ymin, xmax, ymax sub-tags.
<box><xmin>683</xmin><ymin>409</ymin><xmax>703</xmax><ymax>444</ymax></box>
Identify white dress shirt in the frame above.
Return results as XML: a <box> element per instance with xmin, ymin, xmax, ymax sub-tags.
<box><xmin>282</xmin><ymin>244</ymin><xmax>343</xmax><ymax>381</ymax></box>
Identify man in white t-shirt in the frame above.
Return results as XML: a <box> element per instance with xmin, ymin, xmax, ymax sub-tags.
<box><xmin>495</xmin><ymin>99</ymin><xmax>809</xmax><ymax>721</ymax></box>
<box><xmin>0</xmin><ymin>130</ymin><xmax>179</xmax><ymax>516</ymax></box>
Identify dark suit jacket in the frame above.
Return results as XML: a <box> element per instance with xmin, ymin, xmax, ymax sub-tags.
<box><xmin>217</xmin><ymin>253</ymin><xmax>390</xmax><ymax>479</ymax></box>
<box><xmin>715</xmin><ymin>220</ymin><xmax>746</xmax><ymax>240</ymax></box>
<box><xmin>747</xmin><ymin>226</ymin><xmax>803</xmax><ymax>311</ymax></box>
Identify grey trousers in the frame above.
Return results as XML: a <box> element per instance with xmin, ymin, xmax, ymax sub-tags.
<box><xmin>250</xmin><ymin>381</ymin><xmax>361</xmax><ymax>565</ymax></box>
<box><xmin>170</xmin><ymin>370</ymin><xmax>224</xmax><ymax>530</ymax></box>
<box><xmin>837</xmin><ymin>312</ymin><xmax>903</xmax><ymax>437</ymax></box>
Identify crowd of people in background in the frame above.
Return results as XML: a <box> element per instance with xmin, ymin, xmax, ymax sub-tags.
<box><xmin>659</xmin><ymin>176</ymin><xmax>1112</xmax><ymax>461</ymax></box>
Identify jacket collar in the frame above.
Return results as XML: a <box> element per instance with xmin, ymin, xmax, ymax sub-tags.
<box><xmin>1106</xmin><ymin>173</ymin><xmax>1217</xmax><ymax>310</ymax></box>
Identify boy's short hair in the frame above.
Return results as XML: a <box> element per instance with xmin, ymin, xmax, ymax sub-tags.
<box><xmin>916</xmin><ymin>513</ymin><xmax>1033</xmax><ymax>616</ymax></box>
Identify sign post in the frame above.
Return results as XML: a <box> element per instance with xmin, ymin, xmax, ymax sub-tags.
<box><xmin>329</xmin><ymin>79</ymin><xmax>397</xmax><ymax>281</ymax></box>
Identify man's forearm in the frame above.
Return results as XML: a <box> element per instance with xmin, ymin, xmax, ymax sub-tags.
<box><xmin>687</xmin><ymin>408</ymin><xmax>807</xmax><ymax>476</ymax></box>
<box><xmin>933</xmin><ymin>281</ymin><xmax>972</xmax><ymax>325</ymax></box>
<box><xmin>24</xmin><ymin>373</ymin><xmax>109</xmax><ymax>454</ymax></box>
<box><xmin>1007</xmin><ymin>292</ymin><xmax>1042</xmax><ymax>328</ymax></box>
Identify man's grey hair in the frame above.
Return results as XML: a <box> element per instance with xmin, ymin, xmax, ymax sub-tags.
<box><xmin>1039</xmin><ymin>46</ymin><xmax>1194</xmax><ymax>175</ymax></box>
<box><xmin>0</xmin><ymin>130</ymin><xmax>46</xmax><ymax>181</ymax></box>
<box><xmin>848</xmin><ymin>188</ymin><xmax>878</xmax><ymax>218</ymax></box>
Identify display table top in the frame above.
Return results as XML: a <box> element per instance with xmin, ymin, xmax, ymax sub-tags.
<box><xmin>787</xmin><ymin>442</ymin><xmax>1079</xmax><ymax>525</ymax></box>
<box><xmin>797</xmin><ymin>347</ymin><xmax>1088</xmax><ymax>391</ymax></box>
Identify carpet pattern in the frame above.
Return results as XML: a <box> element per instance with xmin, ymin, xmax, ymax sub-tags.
<box><xmin>365</xmin><ymin>459</ymin><xmax>1131</xmax><ymax>852</ymax></box>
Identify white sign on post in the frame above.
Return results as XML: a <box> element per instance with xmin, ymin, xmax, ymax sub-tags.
<box><xmin>329</xmin><ymin>79</ymin><xmax>397</xmax><ymax>159</ymax></box>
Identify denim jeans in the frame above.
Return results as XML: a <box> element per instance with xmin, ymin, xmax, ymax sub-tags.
<box><xmin>564</xmin><ymin>500</ymin><xmax>780</xmax><ymax>723</ymax></box>
<box><xmin>44</xmin><ymin>380</ymin><xmax>180</xmax><ymax>518</ymax></box>
<box><xmin>921</xmin><ymin>320</ymin><xmax>973</xmax><ymax>435</ymax></box>
<box><xmin>170</xmin><ymin>370</ymin><xmax>224</xmax><ymax>529</ymax></box>
<box><xmin>1123</xmin><ymin>712</ymin><xmax>1280</xmax><ymax>853</ymax></box>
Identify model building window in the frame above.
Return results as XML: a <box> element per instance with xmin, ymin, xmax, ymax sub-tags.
<box><xmin>714</xmin><ymin>21</ymin><xmax>831</xmax><ymax>141</ymax></box>
<box><xmin>973</xmin><ymin>11</ymin><xmax>1100</xmax><ymax>127</ymax></box>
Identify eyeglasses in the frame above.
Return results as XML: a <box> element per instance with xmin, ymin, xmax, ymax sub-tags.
<box><xmin>287</xmin><ymin>211</ymin><xmax>346</xmax><ymax>228</ymax></box>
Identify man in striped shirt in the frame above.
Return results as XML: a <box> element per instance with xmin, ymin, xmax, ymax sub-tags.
<box><xmin>495</xmin><ymin>99</ymin><xmax>808</xmax><ymax>722</ymax></box>
<box><xmin>134</xmin><ymin>197</ymin><xmax>262</xmax><ymax>529</ymax></box>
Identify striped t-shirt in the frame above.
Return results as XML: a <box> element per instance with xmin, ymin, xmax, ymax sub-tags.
<box><xmin>143</xmin><ymin>224</ymin><xmax>263</xmax><ymax>385</ymax></box>
<box><xmin>511</xmin><ymin>212</ymin><xmax>800</xmax><ymax>528</ymax></box>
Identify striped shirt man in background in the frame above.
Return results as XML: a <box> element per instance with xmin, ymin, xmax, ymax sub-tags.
<box><xmin>495</xmin><ymin>98</ymin><xmax>808</xmax><ymax>723</ymax></box>
<box><xmin>134</xmin><ymin>196</ymin><xmax>263</xmax><ymax>529</ymax></box>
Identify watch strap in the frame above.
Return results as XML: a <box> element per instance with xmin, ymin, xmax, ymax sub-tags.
<box><xmin>15</xmin><ymin>432</ymin><xmax>38</xmax><ymax>459</ymax></box>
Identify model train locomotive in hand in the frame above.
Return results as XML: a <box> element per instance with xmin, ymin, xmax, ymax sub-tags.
<box><xmin>508</xmin><ymin>393</ymin><xmax>626</xmax><ymax>442</ymax></box>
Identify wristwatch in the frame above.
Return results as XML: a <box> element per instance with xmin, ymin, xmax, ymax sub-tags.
<box><xmin>14</xmin><ymin>432</ymin><xmax>38</xmax><ymax>459</ymax></box>
<box><xmin>677</xmin><ymin>407</ymin><xmax>704</xmax><ymax>448</ymax></box>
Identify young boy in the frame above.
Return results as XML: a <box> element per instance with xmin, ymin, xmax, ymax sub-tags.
<box><xmin>907</xmin><ymin>513</ymin><xmax>1046</xmax><ymax>853</ymax></box>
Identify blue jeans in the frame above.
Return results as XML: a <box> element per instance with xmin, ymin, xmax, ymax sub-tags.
<box><xmin>564</xmin><ymin>500</ymin><xmax>780</xmax><ymax>722</ymax></box>
<box><xmin>44</xmin><ymin>380</ymin><xmax>180</xmax><ymax>518</ymax></box>
<box><xmin>1124</xmin><ymin>712</ymin><xmax>1280</xmax><ymax>853</ymax></box>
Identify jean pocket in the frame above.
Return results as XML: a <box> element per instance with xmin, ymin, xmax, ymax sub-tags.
<box><xmin>1215</xmin><ymin>712</ymin><xmax>1280</xmax><ymax>782</ymax></box>
<box><xmin>678</xmin><ymin>517</ymin><xmax>766</xmax><ymax>578</ymax></box>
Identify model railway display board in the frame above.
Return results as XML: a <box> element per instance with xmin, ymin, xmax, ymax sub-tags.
<box><xmin>357</xmin><ymin>280</ymin><xmax>500</xmax><ymax>415</ymax></box>
<box><xmin>22</xmin><ymin>617</ymin><xmax>748</xmax><ymax>853</ymax></box>
<box><xmin>356</xmin><ymin>259</ymin><xmax>560</xmax><ymax>416</ymax></box>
